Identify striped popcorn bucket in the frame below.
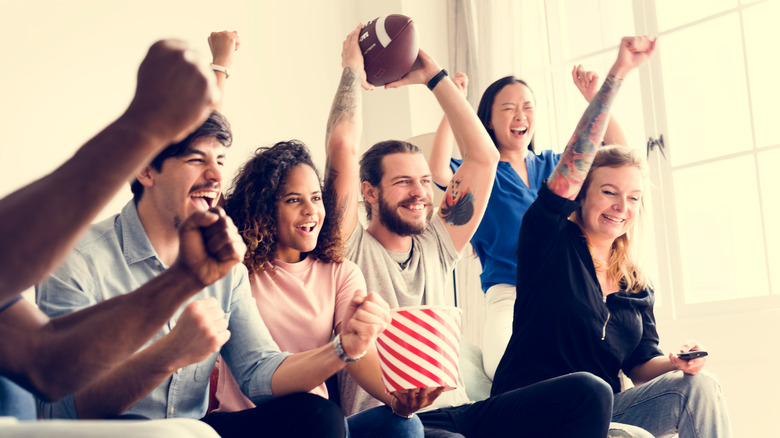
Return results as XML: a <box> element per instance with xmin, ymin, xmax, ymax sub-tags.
<box><xmin>375</xmin><ymin>305</ymin><xmax>462</xmax><ymax>393</ymax></box>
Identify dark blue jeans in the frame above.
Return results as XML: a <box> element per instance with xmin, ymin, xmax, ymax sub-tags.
<box><xmin>418</xmin><ymin>372</ymin><xmax>613</xmax><ymax>438</ymax></box>
<box><xmin>0</xmin><ymin>376</ymin><xmax>36</xmax><ymax>420</ymax></box>
<box><xmin>201</xmin><ymin>392</ymin><xmax>346</xmax><ymax>438</ymax></box>
<box><xmin>347</xmin><ymin>405</ymin><xmax>424</xmax><ymax>437</ymax></box>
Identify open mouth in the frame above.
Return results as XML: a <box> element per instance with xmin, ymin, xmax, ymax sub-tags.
<box><xmin>602</xmin><ymin>214</ymin><xmax>625</xmax><ymax>224</ymax></box>
<box><xmin>190</xmin><ymin>190</ymin><xmax>219</xmax><ymax>210</ymax></box>
<box><xmin>297</xmin><ymin>221</ymin><xmax>317</xmax><ymax>233</ymax></box>
<box><xmin>510</xmin><ymin>127</ymin><xmax>528</xmax><ymax>136</ymax></box>
<box><xmin>402</xmin><ymin>202</ymin><xmax>426</xmax><ymax>212</ymax></box>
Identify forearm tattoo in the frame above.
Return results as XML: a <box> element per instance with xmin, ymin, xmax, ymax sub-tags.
<box><xmin>548</xmin><ymin>74</ymin><xmax>623</xmax><ymax>198</ymax></box>
<box><xmin>326</xmin><ymin>67</ymin><xmax>359</xmax><ymax>136</ymax></box>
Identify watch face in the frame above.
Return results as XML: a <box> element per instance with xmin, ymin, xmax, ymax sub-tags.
<box><xmin>335</xmin><ymin>334</ymin><xmax>364</xmax><ymax>362</ymax></box>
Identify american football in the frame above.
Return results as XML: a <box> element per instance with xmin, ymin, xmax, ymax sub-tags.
<box><xmin>359</xmin><ymin>14</ymin><xmax>419</xmax><ymax>86</ymax></box>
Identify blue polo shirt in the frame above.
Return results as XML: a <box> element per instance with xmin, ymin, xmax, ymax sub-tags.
<box><xmin>445</xmin><ymin>150</ymin><xmax>560</xmax><ymax>292</ymax></box>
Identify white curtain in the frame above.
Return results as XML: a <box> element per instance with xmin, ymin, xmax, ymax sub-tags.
<box><xmin>446</xmin><ymin>0</ymin><xmax>549</xmax><ymax>111</ymax></box>
<box><xmin>445</xmin><ymin>0</ymin><xmax>551</xmax><ymax>348</ymax></box>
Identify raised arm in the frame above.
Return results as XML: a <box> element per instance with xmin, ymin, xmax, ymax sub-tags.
<box><xmin>572</xmin><ymin>64</ymin><xmax>628</xmax><ymax>146</ymax></box>
<box><xmin>388</xmin><ymin>52</ymin><xmax>499</xmax><ymax>253</ymax></box>
<box><xmin>428</xmin><ymin>72</ymin><xmax>468</xmax><ymax>188</ymax></box>
<box><xmin>0</xmin><ymin>39</ymin><xmax>218</xmax><ymax>305</ymax></box>
<box><xmin>547</xmin><ymin>36</ymin><xmax>656</xmax><ymax>200</ymax></box>
<box><xmin>6</xmin><ymin>207</ymin><xmax>245</xmax><ymax>402</ymax></box>
<box><xmin>208</xmin><ymin>30</ymin><xmax>240</xmax><ymax>112</ymax></box>
<box><xmin>324</xmin><ymin>24</ymin><xmax>373</xmax><ymax>241</ymax></box>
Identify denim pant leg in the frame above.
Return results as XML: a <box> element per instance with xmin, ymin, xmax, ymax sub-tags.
<box><xmin>612</xmin><ymin>370</ymin><xmax>732</xmax><ymax>438</ymax></box>
<box><xmin>419</xmin><ymin>372</ymin><xmax>613</xmax><ymax>438</ymax></box>
<box><xmin>202</xmin><ymin>393</ymin><xmax>346</xmax><ymax>438</ymax></box>
<box><xmin>347</xmin><ymin>405</ymin><xmax>424</xmax><ymax>438</ymax></box>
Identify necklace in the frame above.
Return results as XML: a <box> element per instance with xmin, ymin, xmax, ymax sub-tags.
<box><xmin>398</xmin><ymin>241</ymin><xmax>414</xmax><ymax>270</ymax></box>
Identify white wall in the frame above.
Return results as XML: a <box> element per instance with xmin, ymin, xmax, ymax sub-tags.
<box><xmin>4</xmin><ymin>1</ymin><xmax>765</xmax><ymax>435</ymax></box>
<box><xmin>0</xmin><ymin>0</ymin><xmax>449</xmax><ymax>219</ymax></box>
<box><xmin>356</xmin><ymin>0</ymin><xmax>451</xmax><ymax>148</ymax></box>
<box><xmin>657</xmin><ymin>310</ymin><xmax>780</xmax><ymax>436</ymax></box>
<box><xmin>0</xmin><ymin>0</ymin><xmax>449</xmax><ymax>303</ymax></box>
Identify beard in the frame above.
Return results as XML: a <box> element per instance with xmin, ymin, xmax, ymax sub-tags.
<box><xmin>377</xmin><ymin>190</ymin><xmax>433</xmax><ymax>237</ymax></box>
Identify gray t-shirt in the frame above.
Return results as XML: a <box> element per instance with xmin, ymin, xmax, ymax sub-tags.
<box><xmin>339</xmin><ymin>215</ymin><xmax>471</xmax><ymax>415</ymax></box>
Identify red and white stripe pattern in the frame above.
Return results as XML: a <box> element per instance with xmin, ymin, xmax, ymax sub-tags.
<box><xmin>376</xmin><ymin>306</ymin><xmax>461</xmax><ymax>393</ymax></box>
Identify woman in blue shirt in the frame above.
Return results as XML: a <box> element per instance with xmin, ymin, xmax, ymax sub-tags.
<box><xmin>429</xmin><ymin>67</ymin><xmax>627</xmax><ymax>380</ymax></box>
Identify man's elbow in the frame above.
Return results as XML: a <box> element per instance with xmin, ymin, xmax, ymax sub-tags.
<box><xmin>13</xmin><ymin>370</ymin><xmax>73</xmax><ymax>402</ymax></box>
<box><xmin>432</xmin><ymin>174</ymin><xmax>450</xmax><ymax>189</ymax></box>
<box><xmin>326</xmin><ymin>136</ymin><xmax>360</xmax><ymax>158</ymax></box>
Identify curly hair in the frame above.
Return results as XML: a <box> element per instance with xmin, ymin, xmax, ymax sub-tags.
<box><xmin>569</xmin><ymin>145</ymin><xmax>650</xmax><ymax>294</ymax></box>
<box><xmin>224</xmin><ymin>140</ymin><xmax>344</xmax><ymax>276</ymax></box>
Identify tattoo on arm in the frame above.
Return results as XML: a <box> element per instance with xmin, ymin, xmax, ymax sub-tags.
<box><xmin>440</xmin><ymin>179</ymin><xmax>475</xmax><ymax>226</ymax></box>
<box><xmin>548</xmin><ymin>74</ymin><xmax>623</xmax><ymax>199</ymax></box>
<box><xmin>324</xmin><ymin>162</ymin><xmax>353</xmax><ymax>224</ymax></box>
<box><xmin>326</xmin><ymin>67</ymin><xmax>359</xmax><ymax>136</ymax></box>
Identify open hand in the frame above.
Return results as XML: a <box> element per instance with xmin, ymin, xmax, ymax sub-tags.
<box><xmin>391</xmin><ymin>387</ymin><xmax>445</xmax><ymax>416</ymax></box>
<box><xmin>385</xmin><ymin>48</ymin><xmax>442</xmax><ymax>89</ymax></box>
<box><xmin>342</xmin><ymin>24</ymin><xmax>374</xmax><ymax>90</ymax></box>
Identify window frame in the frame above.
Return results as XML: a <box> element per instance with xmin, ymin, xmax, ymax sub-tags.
<box><xmin>540</xmin><ymin>0</ymin><xmax>780</xmax><ymax>319</ymax></box>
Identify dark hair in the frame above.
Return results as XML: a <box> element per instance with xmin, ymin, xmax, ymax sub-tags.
<box><xmin>224</xmin><ymin>140</ymin><xmax>343</xmax><ymax>276</ymax></box>
<box><xmin>358</xmin><ymin>140</ymin><xmax>421</xmax><ymax>219</ymax></box>
<box><xmin>476</xmin><ymin>76</ymin><xmax>536</xmax><ymax>153</ymax></box>
<box><xmin>130</xmin><ymin>111</ymin><xmax>232</xmax><ymax>202</ymax></box>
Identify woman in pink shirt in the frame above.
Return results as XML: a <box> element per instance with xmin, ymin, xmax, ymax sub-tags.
<box><xmin>217</xmin><ymin>140</ymin><xmax>424</xmax><ymax>438</ymax></box>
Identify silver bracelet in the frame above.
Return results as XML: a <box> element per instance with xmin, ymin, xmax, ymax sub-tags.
<box><xmin>390</xmin><ymin>397</ymin><xmax>414</xmax><ymax>419</ymax></box>
<box><xmin>333</xmin><ymin>333</ymin><xmax>365</xmax><ymax>363</ymax></box>
<box><xmin>210</xmin><ymin>63</ymin><xmax>230</xmax><ymax>78</ymax></box>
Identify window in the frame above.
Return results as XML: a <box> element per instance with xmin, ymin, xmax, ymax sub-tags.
<box><xmin>542</xmin><ymin>0</ymin><xmax>780</xmax><ymax>317</ymax></box>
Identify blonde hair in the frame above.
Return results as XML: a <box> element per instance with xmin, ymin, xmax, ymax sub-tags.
<box><xmin>569</xmin><ymin>145</ymin><xmax>650</xmax><ymax>294</ymax></box>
